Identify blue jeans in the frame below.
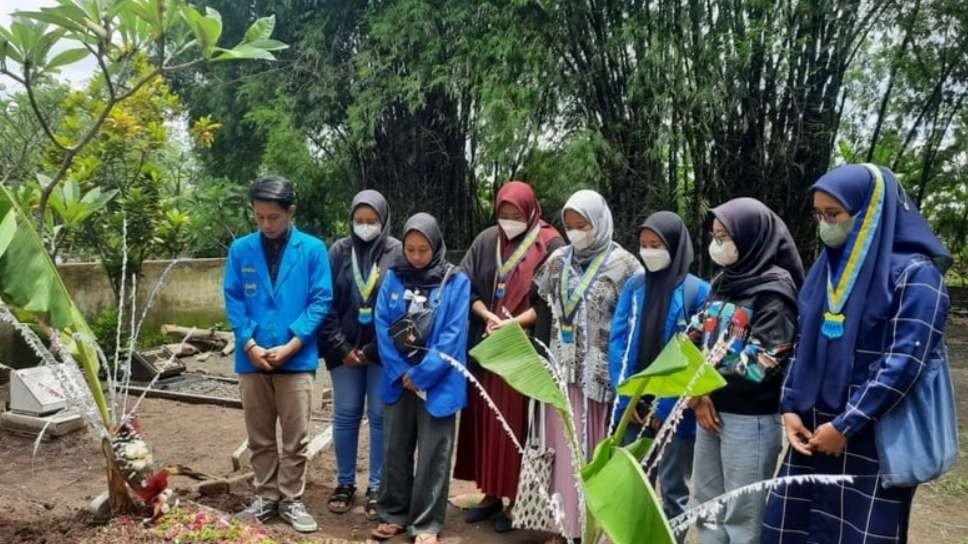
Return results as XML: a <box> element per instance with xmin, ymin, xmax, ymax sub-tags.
<box><xmin>331</xmin><ymin>362</ymin><xmax>384</xmax><ymax>489</ymax></box>
<box><xmin>692</xmin><ymin>412</ymin><xmax>782</xmax><ymax>544</ymax></box>
<box><xmin>658</xmin><ymin>435</ymin><xmax>695</xmax><ymax>522</ymax></box>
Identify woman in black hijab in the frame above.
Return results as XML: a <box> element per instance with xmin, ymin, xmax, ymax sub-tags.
<box><xmin>372</xmin><ymin>213</ymin><xmax>471</xmax><ymax>544</ymax></box>
<box><xmin>687</xmin><ymin>197</ymin><xmax>803</xmax><ymax>543</ymax></box>
<box><xmin>607</xmin><ymin>211</ymin><xmax>710</xmax><ymax>527</ymax></box>
<box><xmin>319</xmin><ymin>190</ymin><xmax>400</xmax><ymax>518</ymax></box>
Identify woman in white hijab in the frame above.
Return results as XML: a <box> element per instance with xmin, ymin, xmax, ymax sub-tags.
<box><xmin>533</xmin><ymin>189</ymin><xmax>642</xmax><ymax>542</ymax></box>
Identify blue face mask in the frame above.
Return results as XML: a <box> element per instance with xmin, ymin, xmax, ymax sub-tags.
<box><xmin>818</xmin><ymin>216</ymin><xmax>855</xmax><ymax>248</ymax></box>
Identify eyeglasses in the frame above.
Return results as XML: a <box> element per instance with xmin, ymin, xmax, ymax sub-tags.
<box><xmin>709</xmin><ymin>231</ymin><xmax>731</xmax><ymax>245</ymax></box>
<box><xmin>813</xmin><ymin>210</ymin><xmax>848</xmax><ymax>224</ymax></box>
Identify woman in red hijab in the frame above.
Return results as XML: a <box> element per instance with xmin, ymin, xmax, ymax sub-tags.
<box><xmin>453</xmin><ymin>181</ymin><xmax>564</xmax><ymax>532</ymax></box>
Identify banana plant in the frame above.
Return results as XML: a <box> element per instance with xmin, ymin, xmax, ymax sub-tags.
<box><xmin>0</xmin><ymin>184</ymin><xmax>145</xmax><ymax>512</ymax></box>
<box><xmin>470</xmin><ymin>324</ymin><xmax>727</xmax><ymax>543</ymax></box>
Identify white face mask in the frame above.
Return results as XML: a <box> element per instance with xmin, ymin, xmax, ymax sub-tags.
<box><xmin>708</xmin><ymin>239</ymin><xmax>739</xmax><ymax>267</ymax></box>
<box><xmin>498</xmin><ymin>219</ymin><xmax>528</xmax><ymax>240</ymax></box>
<box><xmin>353</xmin><ymin>222</ymin><xmax>381</xmax><ymax>242</ymax></box>
<box><xmin>567</xmin><ymin>229</ymin><xmax>593</xmax><ymax>250</ymax></box>
<box><xmin>640</xmin><ymin>248</ymin><xmax>671</xmax><ymax>272</ymax></box>
<box><xmin>818</xmin><ymin>216</ymin><xmax>855</xmax><ymax>249</ymax></box>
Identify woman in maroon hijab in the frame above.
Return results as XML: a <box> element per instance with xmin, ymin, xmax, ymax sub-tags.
<box><xmin>453</xmin><ymin>181</ymin><xmax>564</xmax><ymax>532</ymax></box>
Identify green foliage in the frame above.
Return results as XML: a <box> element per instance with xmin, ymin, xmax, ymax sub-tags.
<box><xmin>616</xmin><ymin>334</ymin><xmax>726</xmax><ymax>400</ymax></box>
<box><xmin>521</xmin><ymin>132</ymin><xmax>611</xmax><ymax>224</ymax></box>
<box><xmin>47</xmin><ymin>178</ymin><xmax>118</xmax><ymax>227</ymax></box>
<box><xmin>182</xmin><ymin>177</ymin><xmax>250</xmax><ymax>257</ymax></box>
<box><xmin>247</xmin><ymin>96</ymin><xmax>351</xmax><ymax>239</ymax></box>
<box><xmin>3</xmin><ymin>1</ymin><xmax>287</xmax><ymax>74</ymax></box>
<box><xmin>0</xmin><ymin>0</ymin><xmax>288</xmax><ymax>257</ymax></box>
<box><xmin>581</xmin><ymin>437</ymin><xmax>675</xmax><ymax>544</ymax></box>
<box><xmin>0</xmin><ymin>85</ymin><xmax>68</xmax><ymax>185</ymax></box>
<box><xmin>9</xmin><ymin>0</ymin><xmax>963</xmax><ymax>274</ymax></box>
<box><xmin>91</xmin><ymin>307</ymin><xmax>120</xmax><ymax>359</ymax></box>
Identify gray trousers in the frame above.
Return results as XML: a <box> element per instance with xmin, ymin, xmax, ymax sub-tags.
<box><xmin>693</xmin><ymin>412</ymin><xmax>782</xmax><ymax>544</ymax></box>
<box><xmin>377</xmin><ymin>390</ymin><xmax>456</xmax><ymax>536</ymax></box>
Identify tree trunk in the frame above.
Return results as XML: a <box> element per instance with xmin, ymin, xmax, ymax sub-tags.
<box><xmin>101</xmin><ymin>438</ymin><xmax>137</xmax><ymax>516</ymax></box>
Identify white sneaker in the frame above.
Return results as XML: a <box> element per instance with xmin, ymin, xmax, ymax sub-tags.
<box><xmin>279</xmin><ymin>501</ymin><xmax>318</xmax><ymax>533</ymax></box>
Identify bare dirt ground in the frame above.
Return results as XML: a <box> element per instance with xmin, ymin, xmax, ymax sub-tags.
<box><xmin>1</xmin><ymin>317</ymin><xmax>967</xmax><ymax>543</ymax></box>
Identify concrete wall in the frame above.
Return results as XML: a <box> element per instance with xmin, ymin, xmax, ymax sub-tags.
<box><xmin>1</xmin><ymin>258</ymin><xmax>227</xmax><ymax>367</ymax></box>
<box><xmin>58</xmin><ymin>258</ymin><xmax>227</xmax><ymax>326</ymax></box>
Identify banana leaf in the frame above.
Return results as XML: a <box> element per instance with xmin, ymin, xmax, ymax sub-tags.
<box><xmin>0</xmin><ymin>186</ymin><xmax>109</xmax><ymax>425</ymax></box>
<box><xmin>623</xmin><ymin>434</ymin><xmax>653</xmax><ymax>462</ymax></box>
<box><xmin>617</xmin><ymin>333</ymin><xmax>726</xmax><ymax>398</ymax></box>
<box><xmin>469</xmin><ymin>322</ymin><xmax>568</xmax><ymax>413</ymax></box>
<box><xmin>581</xmin><ymin>436</ymin><xmax>675</xmax><ymax>544</ymax></box>
<box><xmin>612</xmin><ymin>333</ymin><xmax>727</xmax><ymax>454</ymax></box>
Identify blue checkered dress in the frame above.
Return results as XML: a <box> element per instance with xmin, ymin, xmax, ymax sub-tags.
<box><xmin>762</xmin><ymin>257</ymin><xmax>950</xmax><ymax>543</ymax></box>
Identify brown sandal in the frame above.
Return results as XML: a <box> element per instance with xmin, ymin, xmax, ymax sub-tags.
<box><xmin>371</xmin><ymin>522</ymin><xmax>405</xmax><ymax>541</ymax></box>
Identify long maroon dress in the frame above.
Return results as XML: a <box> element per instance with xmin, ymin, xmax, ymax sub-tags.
<box><xmin>452</xmin><ymin>181</ymin><xmax>563</xmax><ymax>500</ymax></box>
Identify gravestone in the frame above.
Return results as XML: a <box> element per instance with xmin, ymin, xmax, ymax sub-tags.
<box><xmin>1</xmin><ymin>365</ymin><xmax>84</xmax><ymax>437</ymax></box>
<box><xmin>9</xmin><ymin>365</ymin><xmax>68</xmax><ymax>416</ymax></box>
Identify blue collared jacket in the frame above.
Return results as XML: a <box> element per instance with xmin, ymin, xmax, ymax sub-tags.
<box><xmin>223</xmin><ymin>227</ymin><xmax>333</xmax><ymax>374</ymax></box>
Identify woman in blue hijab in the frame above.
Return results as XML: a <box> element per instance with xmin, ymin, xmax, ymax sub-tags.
<box><xmin>762</xmin><ymin>164</ymin><xmax>952</xmax><ymax>543</ymax></box>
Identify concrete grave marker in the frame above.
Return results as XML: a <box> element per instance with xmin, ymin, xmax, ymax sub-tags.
<box><xmin>10</xmin><ymin>365</ymin><xmax>68</xmax><ymax>416</ymax></box>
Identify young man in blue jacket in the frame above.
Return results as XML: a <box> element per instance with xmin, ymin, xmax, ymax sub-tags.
<box><xmin>223</xmin><ymin>176</ymin><xmax>332</xmax><ymax>533</ymax></box>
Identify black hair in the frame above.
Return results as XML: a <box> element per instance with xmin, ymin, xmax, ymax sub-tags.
<box><xmin>248</xmin><ymin>175</ymin><xmax>295</xmax><ymax>210</ymax></box>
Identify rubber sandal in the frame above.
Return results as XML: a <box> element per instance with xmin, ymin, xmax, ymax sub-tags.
<box><xmin>327</xmin><ymin>484</ymin><xmax>356</xmax><ymax>514</ymax></box>
<box><xmin>371</xmin><ymin>522</ymin><xmax>406</xmax><ymax>540</ymax></box>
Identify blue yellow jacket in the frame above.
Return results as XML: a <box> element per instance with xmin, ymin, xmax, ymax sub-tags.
<box><xmin>608</xmin><ymin>272</ymin><xmax>710</xmax><ymax>437</ymax></box>
<box><xmin>223</xmin><ymin>227</ymin><xmax>333</xmax><ymax>374</ymax></box>
<box><xmin>375</xmin><ymin>268</ymin><xmax>470</xmax><ymax>418</ymax></box>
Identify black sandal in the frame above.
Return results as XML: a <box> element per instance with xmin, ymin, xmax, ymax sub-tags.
<box><xmin>464</xmin><ymin>497</ymin><xmax>503</xmax><ymax>523</ymax></box>
<box><xmin>327</xmin><ymin>484</ymin><xmax>356</xmax><ymax>514</ymax></box>
<box><xmin>365</xmin><ymin>487</ymin><xmax>379</xmax><ymax>520</ymax></box>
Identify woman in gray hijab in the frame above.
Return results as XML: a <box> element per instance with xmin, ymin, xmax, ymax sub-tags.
<box><xmin>533</xmin><ymin>189</ymin><xmax>642</xmax><ymax>542</ymax></box>
<box><xmin>319</xmin><ymin>190</ymin><xmax>401</xmax><ymax>518</ymax></box>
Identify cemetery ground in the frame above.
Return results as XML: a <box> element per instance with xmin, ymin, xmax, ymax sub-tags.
<box><xmin>0</xmin><ymin>317</ymin><xmax>966</xmax><ymax>544</ymax></box>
